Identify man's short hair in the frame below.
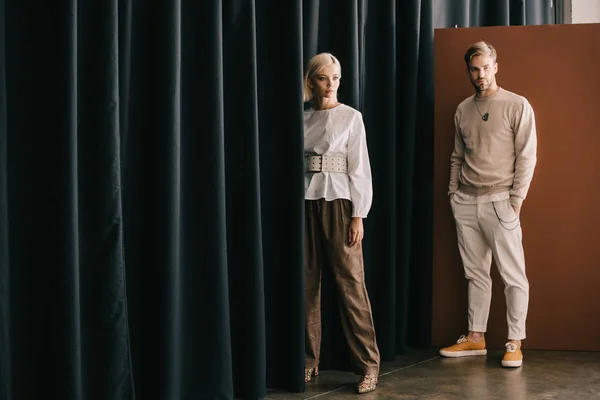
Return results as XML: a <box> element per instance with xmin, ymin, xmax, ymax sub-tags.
<box><xmin>464</xmin><ymin>41</ymin><xmax>497</xmax><ymax>66</ymax></box>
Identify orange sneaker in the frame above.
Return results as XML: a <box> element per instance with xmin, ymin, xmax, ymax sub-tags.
<box><xmin>502</xmin><ymin>342</ymin><xmax>523</xmax><ymax>367</ymax></box>
<box><xmin>439</xmin><ymin>335</ymin><xmax>487</xmax><ymax>358</ymax></box>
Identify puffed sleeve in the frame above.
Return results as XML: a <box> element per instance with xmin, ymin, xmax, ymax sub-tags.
<box><xmin>347</xmin><ymin>112</ymin><xmax>373</xmax><ymax>218</ymax></box>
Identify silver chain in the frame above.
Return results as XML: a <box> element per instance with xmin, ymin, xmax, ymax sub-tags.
<box><xmin>474</xmin><ymin>96</ymin><xmax>493</xmax><ymax>121</ymax></box>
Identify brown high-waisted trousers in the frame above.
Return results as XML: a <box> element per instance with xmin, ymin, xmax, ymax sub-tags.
<box><xmin>304</xmin><ymin>198</ymin><xmax>380</xmax><ymax>375</ymax></box>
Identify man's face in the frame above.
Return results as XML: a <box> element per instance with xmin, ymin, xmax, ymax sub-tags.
<box><xmin>468</xmin><ymin>54</ymin><xmax>498</xmax><ymax>93</ymax></box>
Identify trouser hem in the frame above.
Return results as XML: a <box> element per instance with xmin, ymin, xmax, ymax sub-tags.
<box><xmin>469</xmin><ymin>325</ymin><xmax>487</xmax><ymax>333</ymax></box>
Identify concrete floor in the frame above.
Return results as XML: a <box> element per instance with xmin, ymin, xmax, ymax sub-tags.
<box><xmin>267</xmin><ymin>348</ymin><xmax>600</xmax><ymax>399</ymax></box>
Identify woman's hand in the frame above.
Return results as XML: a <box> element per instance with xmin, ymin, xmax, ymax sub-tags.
<box><xmin>348</xmin><ymin>217</ymin><xmax>364</xmax><ymax>247</ymax></box>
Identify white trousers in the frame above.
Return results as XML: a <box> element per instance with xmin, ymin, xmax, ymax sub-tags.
<box><xmin>451</xmin><ymin>198</ymin><xmax>529</xmax><ymax>340</ymax></box>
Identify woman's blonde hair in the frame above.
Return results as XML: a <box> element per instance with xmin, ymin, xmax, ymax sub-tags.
<box><xmin>303</xmin><ymin>52</ymin><xmax>342</xmax><ymax>102</ymax></box>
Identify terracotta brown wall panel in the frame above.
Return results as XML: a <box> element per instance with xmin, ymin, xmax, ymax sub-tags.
<box><xmin>433</xmin><ymin>23</ymin><xmax>600</xmax><ymax>351</ymax></box>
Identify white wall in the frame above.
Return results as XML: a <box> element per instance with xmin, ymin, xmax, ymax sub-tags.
<box><xmin>569</xmin><ymin>0</ymin><xmax>600</xmax><ymax>23</ymax></box>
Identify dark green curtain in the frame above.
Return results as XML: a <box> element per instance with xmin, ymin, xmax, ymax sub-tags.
<box><xmin>0</xmin><ymin>0</ymin><xmax>552</xmax><ymax>399</ymax></box>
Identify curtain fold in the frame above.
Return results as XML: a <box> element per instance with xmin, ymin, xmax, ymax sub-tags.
<box><xmin>150</xmin><ymin>1</ymin><xmax>183</xmax><ymax>397</ymax></box>
<box><xmin>222</xmin><ymin>1</ymin><xmax>267</xmax><ymax>397</ymax></box>
<box><xmin>78</xmin><ymin>0</ymin><xmax>134</xmax><ymax>398</ymax></box>
<box><xmin>0</xmin><ymin>0</ymin><xmax>10</xmax><ymax>398</ymax></box>
<box><xmin>0</xmin><ymin>0</ymin><xmax>554</xmax><ymax>398</ymax></box>
<box><xmin>180</xmin><ymin>0</ymin><xmax>236</xmax><ymax>397</ymax></box>
<box><xmin>394</xmin><ymin>0</ymin><xmax>421</xmax><ymax>355</ymax></box>
<box><xmin>256</xmin><ymin>0</ymin><xmax>306</xmax><ymax>393</ymax></box>
<box><xmin>361</xmin><ymin>0</ymin><xmax>398</xmax><ymax>361</ymax></box>
<box><xmin>408</xmin><ymin>0</ymin><xmax>436</xmax><ymax>349</ymax></box>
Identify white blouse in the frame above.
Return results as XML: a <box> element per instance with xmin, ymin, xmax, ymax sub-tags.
<box><xmin>304</xmin><ymin>104</ymin><xmax>373</xmax><ymax>218</ymax></box>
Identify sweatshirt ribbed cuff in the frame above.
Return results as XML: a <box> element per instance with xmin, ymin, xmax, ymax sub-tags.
<box><xmin>509</xmin><ymin>196</ymin><xmax>523</xmax><ymax>208</ymax></box>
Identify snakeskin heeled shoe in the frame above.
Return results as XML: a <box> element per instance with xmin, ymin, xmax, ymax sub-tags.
<box><xmin>304</xmin><ymin>366</ymin><xmax>319</xmax><ymax>383</ymax></box>
<box><xmin>357</xmin><ymin>373</ymin><xmax>378</xmax><ymax>394</ymax></box>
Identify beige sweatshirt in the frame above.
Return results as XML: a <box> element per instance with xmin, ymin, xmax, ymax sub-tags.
<box><xmin>448</xmin><ymin>88</ymin><xmax>537</xmax><ymax>208</ymax></box>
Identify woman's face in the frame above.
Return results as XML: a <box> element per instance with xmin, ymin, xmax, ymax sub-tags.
<box><xmin>310</xmin><ymin>63</ymin><xmax>341</xmax><ymax>99</ymax></box>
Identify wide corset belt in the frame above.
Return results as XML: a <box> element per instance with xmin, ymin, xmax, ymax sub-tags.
<box><xmin>305</xmin><ymin>155</ymin><xmax>348</xmax><ymax>173</ymax></box>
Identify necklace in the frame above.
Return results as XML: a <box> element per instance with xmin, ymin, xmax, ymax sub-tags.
<box><xmin>474</xmin><ymin>96</ymin><xmax>493</xmax><ymax>121</ymax></box>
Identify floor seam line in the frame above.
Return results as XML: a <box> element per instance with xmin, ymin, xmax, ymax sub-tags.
<box><xmin>303</xmin><ymin>356</ymin><xmax>440</xmax><ymax>399</ymax></box>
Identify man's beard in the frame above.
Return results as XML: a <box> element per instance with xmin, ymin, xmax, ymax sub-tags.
<box><xmin>473</xmin><ymin>79</ymin><xmax>492</xmax><ymax>92</ymax></box>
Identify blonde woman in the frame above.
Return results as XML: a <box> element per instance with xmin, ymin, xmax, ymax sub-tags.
<box><xmin>303</xmin><ymin>52</ymin><xmax>379</xmax><ymax>394</ymax></box>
